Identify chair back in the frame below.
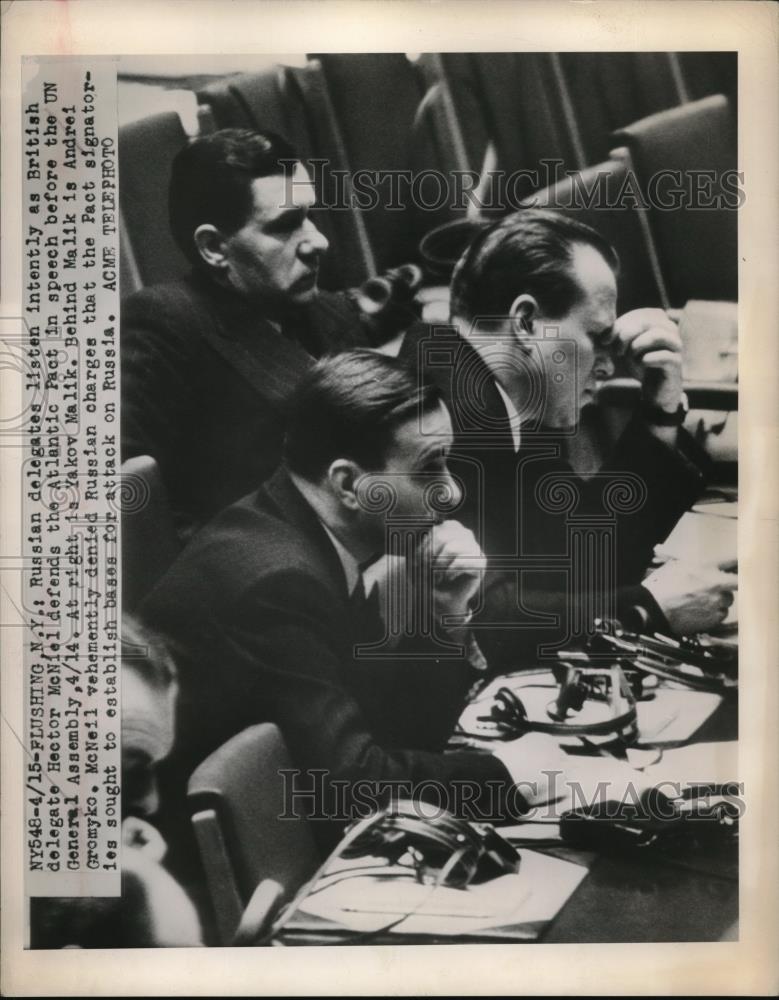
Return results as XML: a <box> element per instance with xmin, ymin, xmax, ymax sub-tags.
<box><xmin>612</xmin><ymin>95</ymin><xmax>737</xmax><ymax>305</ymax></box>
<box><xmin>188</xmin><ymin>723</ymin><xmax>320</xmax><ymax>945</ymax></box>
<box><xmin>121</xmin><ymin>455</ymin><xmax>181</xmax><ymax>612</ymax></box>
<box><xmin>118</xmin><ymin>112</ymin><xmax>191</xmax><ymax>289</ymax></box>
<box><xmin>314</xmin><ymin>53</ymin><xmax>426</xmax><ymax>272</ymax></box>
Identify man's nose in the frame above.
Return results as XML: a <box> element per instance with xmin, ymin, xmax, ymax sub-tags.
<box><xmin>440</xmin><ymin>470</ymin><xmax>463</xmax><ymax>513</ymax></box>
<box><xmin>299</xmin><ymin>221</ymin><xmax>329</xmax><ymax>259</ymax></box>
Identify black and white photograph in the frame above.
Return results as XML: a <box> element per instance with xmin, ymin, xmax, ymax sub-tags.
<box><xmin>2</xmin><ymin>1</ymin><xmax>777</xmax><ymax>996</ymax></box>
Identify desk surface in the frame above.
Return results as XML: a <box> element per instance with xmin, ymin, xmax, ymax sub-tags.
<box><xmin>281</xmin><ymin>502</ymin><xmax>739</xmax><ymax>946</ymax></box>
<box><xmin>280</xmin><ymin>699</ymin><xmax>738</xmax><ymax>946</ymax></box>
<box><xmin>535</xmin><ymin>503</ymin><xmax>739</xmax><ymax>944</ymax></box>
<box><xmin>540</xmin><ymin>699</ymin><xmax>738</xmax><ymax>944</ymax></box>
<box><xmin>541</xmin><ymin>850</ymin><xmax>737</xmax><ymax>943</ymax></box>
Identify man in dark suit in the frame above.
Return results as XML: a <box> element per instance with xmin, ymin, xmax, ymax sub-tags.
<box><xmin>122</xmin><ymin>128</ymin><xmax>369</xmax><ymax>539</ymax></box>
<box><xmin>142</xmin><ymin>351</ymin><xmax>625</xmax><ymax>857</ymax></box>
<box><xmin>403</xmin><ymin>210</ymin><xmax>737</xmax><ymax>665</ymax></box>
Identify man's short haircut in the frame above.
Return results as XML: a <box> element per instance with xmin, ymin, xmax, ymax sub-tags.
<box><xmin>450</xmin><ymin>208</ymin><xmax>620</xmax><ymax>325</ymax></box>
<box><xmin>284</xmin><ymin>350</ymin><xmax>444</xmax><ymax>482</ymax></box>
<box><xmin>169</xmin><ymin>127</ymin><xmax>299</xmax><ymax>265</ymax></box>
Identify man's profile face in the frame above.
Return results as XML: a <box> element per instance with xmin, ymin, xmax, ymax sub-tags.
<box><xmin>222</xmin><ymin>162</ymin><xmax>329</xmax><ymax>309</ymax></box>
<box><xmin>529</xmin><ymin>242</ymin><xmax>618</xmax><ymax>429</ymax></box>
<box><xmin>357</xmin><ymin>402</ymin><xmax>462</xmax><ymax>541</ymax></box>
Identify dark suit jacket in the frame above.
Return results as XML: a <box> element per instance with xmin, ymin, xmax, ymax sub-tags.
<box><xmin>141</xmin><ymin>467</ymin><xmax>513</xmax><ymax>850</ymax></box>
<box><xmin>400</xmin><ymin>324</ymin><xmax>710</xmax><ymax>665</ymax></box>
<box><xmin>121</xmin><ymin>271</ymin><xmax>368</xmax><ymax>536</ymax></box>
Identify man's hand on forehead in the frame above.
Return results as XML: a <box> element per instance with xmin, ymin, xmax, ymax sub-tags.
<box><xmin>612</xmin><ymin>309</ymin><xmax>682</xmax><ymax>360</ymax></box>
<box><xmin>612</xmin><ymin>308</ymin><xmax>684</xmax><ymax>414</ymax></box>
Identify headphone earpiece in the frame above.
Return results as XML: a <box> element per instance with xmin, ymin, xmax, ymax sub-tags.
<box><xmin>341</xmin><ymin>799</ymin><xmax>520</xmax><ymax>888</ymax></box>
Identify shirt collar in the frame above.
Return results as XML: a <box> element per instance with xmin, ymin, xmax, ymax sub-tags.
<box><xmin>320</xmin><ymin>522</ymin><xmax>362</xmax><ymax>597</ymax></box>
<box><xmin>495</xmin><ymin>382</ymin><xmax>522</xmax><ymax>452</ymax></box>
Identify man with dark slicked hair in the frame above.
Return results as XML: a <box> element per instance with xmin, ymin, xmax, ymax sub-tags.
<box><xmin>122</xmin><ymin>128</ymin><xmax>368</xmax><ymax>539</ymax></box>
<box><xmin>142</xmin><ymin>351</ymin><xmax>500</xmax><ymax>846</ymax></box>
<box><xmin>142</xmin><ymin>351</ymin><xmax>634</xmax><ymax>860</ymax></box>
<box><xmin>402</xmin><ymin>209</ymin><xmax>734</xmax><ymax>664</ymax></box>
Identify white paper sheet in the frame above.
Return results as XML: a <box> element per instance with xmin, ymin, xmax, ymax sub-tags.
<box><xmin>298</xmin><ymin>849</ymin><xmax>587</xmax><ymax>937</ymax></box>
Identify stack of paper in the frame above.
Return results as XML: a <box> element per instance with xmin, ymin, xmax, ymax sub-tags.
<box><xmin>297</xmin><ymin>850</ymin><xmax>586</xmax><ymax>938</ymax></box>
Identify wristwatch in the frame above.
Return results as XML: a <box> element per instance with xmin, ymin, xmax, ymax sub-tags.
<box><xmin>639</xmin><ymin>393</ymin><xmax>689</xmax><ymax>427</ymax></box>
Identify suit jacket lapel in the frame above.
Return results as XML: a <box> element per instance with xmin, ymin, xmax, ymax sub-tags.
<box><xmin>262</xmin><ymin>467</ymin><xmax>350</xmax><ymax>604</ymax></box>
<box><xmin>400</xmin><ymin>322</ymin><xmax>516</xmax><ymax>449</ymax></box>
<box><xmin>183</xmin><ymin>275</ymin><xmax>366</xmax><ymax>410</ymax></box>
<box><xmin>203</xmin><ymin>289</ymin><xmax>315</xmax><ymax>410</ymax></box>
<box><xmin>451</xmin><ymin>332</ymin><xmax>516</xmax><ymax>446</ymax></box>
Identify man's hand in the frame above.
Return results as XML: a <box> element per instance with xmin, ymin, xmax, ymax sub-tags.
<box><xmin>642</xmin><ymin>559</ymin><xmax>738</xmax><ymax>635</ymax></box>
<box><xmin>612</xmin><ymin>308</ymin><xmax>684</xmax><ymax>413</ymax></box>
<box><xmin>415</xmin><ymin>520</ymin><xmax>487</xmax><ymax>630</ymax></box>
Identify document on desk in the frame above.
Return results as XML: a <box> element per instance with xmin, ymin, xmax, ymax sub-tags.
<box><xmin>655</xmin><ymin>507</ymin><xmax>737</xmax><ymax>566</ymax></box>
<box><xmin>634</xmin><ymin>688</ymin><xmax>723</xmax><ymax>744</ymax></box>
<box><xmin>678</xmin><ymin>300</ymin><xmax>738</xmax><ymax>383</ymax></box>
<box><xmin>654</xmin><ymin>505</ymin><xmax>738</xmax><ymax>625</ymax></box>
<box><xmin>641</xmin><ymin>740</ymin><xmax>739</xmax><ymax>790</ymax></box>
<box><xmin>296</xmin><ymin>850</ymin><xmax>587</xmax><ymax>939</ymax></box>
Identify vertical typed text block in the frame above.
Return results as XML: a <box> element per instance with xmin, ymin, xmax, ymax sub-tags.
<box><xmin>22</xmin><ymin>58</ymin><xmax>121</xmax><ymax>897</ymax></box>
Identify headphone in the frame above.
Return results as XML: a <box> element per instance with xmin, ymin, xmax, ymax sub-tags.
<box><xmin>418</xmin><ymin>217</ymin><xmax>492</xmax><ymax>281</ymax></box>
<box><xmin>266</xmin><ymin>800</ymin><xmax>520</xmax><ymax>944</ymax></box>
<box><xmin>340</xmin><ymin>799</ymin><xmax>520</xmax><ymax>888</ymax></box>
<box><xmin>586</xmin><ymin>622</ymin><xmax>738</xmax><ymax>696</ymax></box>
<box><xmin>471</xmin><ymin>664</ymin><xmax>640</xmax><ymax>745</ymax></box>
<box><xmin>465</xmin><ymin>616</ymin><xmax>737</xmax><ymax>746</ymax></box>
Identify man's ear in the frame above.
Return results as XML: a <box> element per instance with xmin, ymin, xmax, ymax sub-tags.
<box><xmin>193</xmin><ymin>224</ymin><xmax>229</xmax><ymax>272</ymax></box>
<box><xmin>508</xmin><ymin>293</ymin><xmax>540</xmax><ymax>337</ymax></box>
<box><xmin>327</xmin><ymin>459</ymin><xmax>363</xmax><ymax>511</ymax></box>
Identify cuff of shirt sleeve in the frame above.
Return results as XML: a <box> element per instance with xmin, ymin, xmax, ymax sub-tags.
<box><xmin>618</xmin><ymin>583</ymin><xmax>671</xmax><ymax>634</ymax></box>
<box><xmin>466</xmin><ymin>631</ymin><xmax>489</xmax><ymax>673</ymax></box>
